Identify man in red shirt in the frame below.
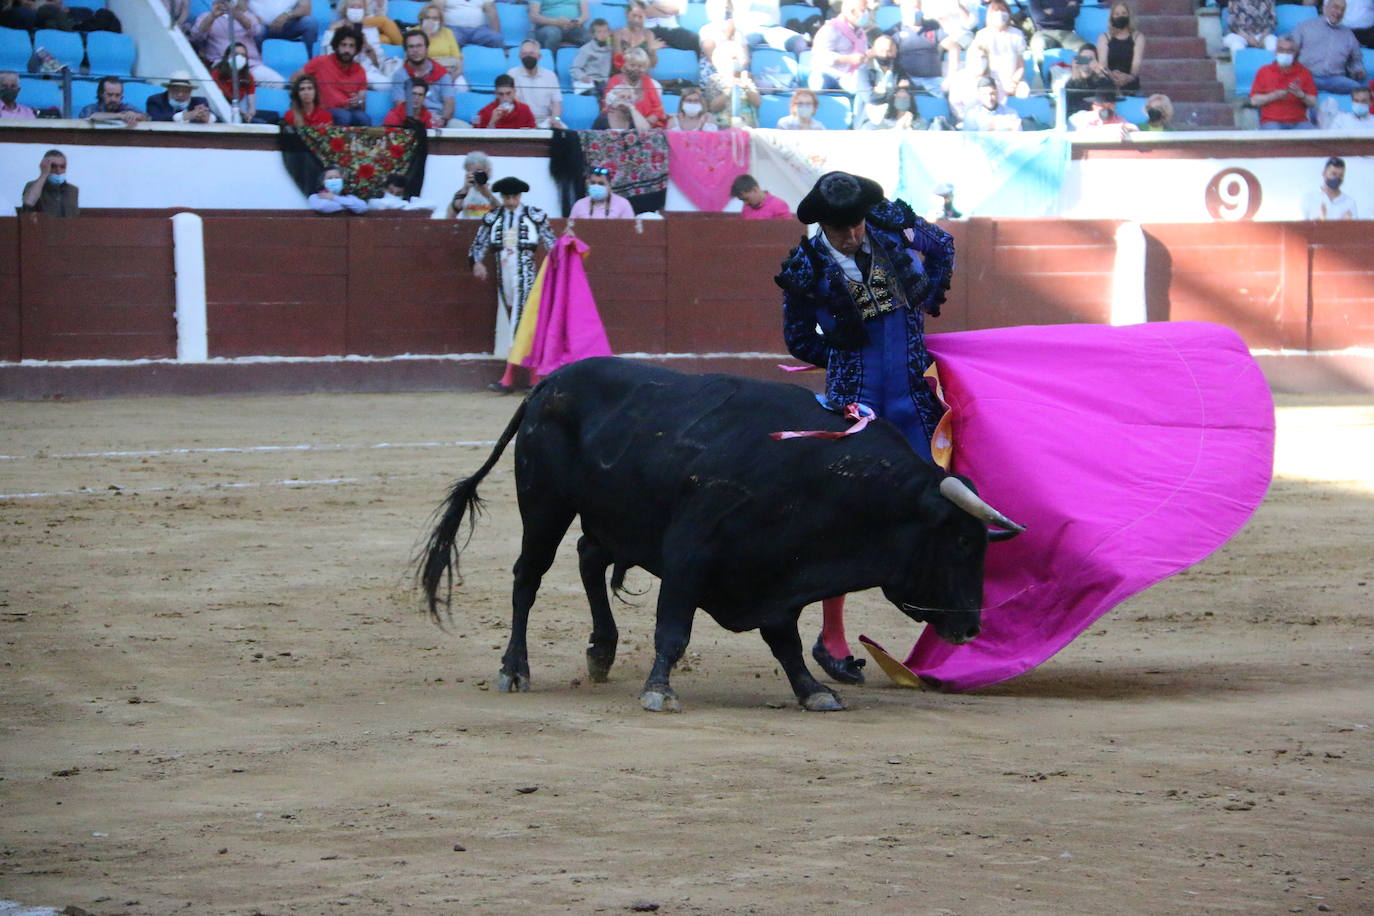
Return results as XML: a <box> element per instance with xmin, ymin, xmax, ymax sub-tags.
<box><xmin>383</xmin><ymin>79</ymin><xmax>437</xmax><ymax>126</ymax></box>
<box><xmin>1250</xmin><ymin>36</ymin><xmax>1317</xmax><ymax>129</ymax></box>
<box><xmin>302</xmin><ymin>26</ymin><xmax>371</xmax><ymax>126</ymax></box>
<box><xmin>475</xmin><ymin>74</ymin><xmax>537</xmax><ymax>129</ymax></box>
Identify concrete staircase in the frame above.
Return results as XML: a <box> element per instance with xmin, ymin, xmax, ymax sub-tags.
<box><xmin>1129</xmin><ymin>0</ymin><xmax>1235</xmax><ymax>128</ymax></box>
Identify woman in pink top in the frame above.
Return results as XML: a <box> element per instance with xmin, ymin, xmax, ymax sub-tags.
<box><xmin>569</xmin><ymin>166</ymin><xmax>636</xmax><ymax>218</ymax></box>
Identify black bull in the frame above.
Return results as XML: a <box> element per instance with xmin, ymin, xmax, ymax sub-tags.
<box><xmin>419</xmin><ymin>358</ymin><xmax>1023</xmax><ymax>712</ymax></box>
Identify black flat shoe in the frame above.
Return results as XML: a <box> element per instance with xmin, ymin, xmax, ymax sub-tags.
<box><xmin>487</xmin><ymin>382</ymin><xmax>513</xmax><ymax>394</ymax></box>
<box><xmin>812</xmin><ymin>639</ymin><xmax>866</xmax><ymax>685</ymax></box>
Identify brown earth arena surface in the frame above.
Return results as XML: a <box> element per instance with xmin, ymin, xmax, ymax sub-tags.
<box><xmin>1</xmin><ymin>391</ymin><xmax>1371</xmax><ymax>915</ymax></box>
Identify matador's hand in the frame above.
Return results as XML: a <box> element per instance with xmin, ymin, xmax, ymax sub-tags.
<box><xmin>472</xmin><ymin>262</ymin><xmax>489</xmax><ymax>281</ymax></box>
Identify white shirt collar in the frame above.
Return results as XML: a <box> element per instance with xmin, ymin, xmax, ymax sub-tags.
<box><xmin>816</xmin><ymin>227</ymin><xmax>870</xmax><ymax>282</ymax></box>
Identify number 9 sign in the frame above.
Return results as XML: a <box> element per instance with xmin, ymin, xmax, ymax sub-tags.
<box><xmin>1205</xmin><ymin>168</ymin><xmax>1262</xmax><ymax>221</ymax></box>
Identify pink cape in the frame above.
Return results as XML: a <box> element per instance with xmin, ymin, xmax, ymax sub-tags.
<box><xmin>665</xmin><ymin>129</ymin><xmax>750</xmax><ymax>212</ymax></box>
<box><xmin>896</xmin><ymin>322</ymin><xmax>1275</xmax><ymax>691</ymax></box>
<box><xmin>520</xmin><ymin>234</ymin><xmax>613</xmax><ymax>377</ymax></box>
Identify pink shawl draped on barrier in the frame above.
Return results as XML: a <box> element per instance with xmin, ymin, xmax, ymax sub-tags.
<box><xmin>665</xmin><ymin>129</ymin><xmax>751</xmax><ymax>212</ymax></box>
<box><xmin>516</xmin><ymin>234</ymin><xmax>613</xmax><ymax>377</ymax></box>
<box><xmin>863</xmin><ymin>322</ymin><xmax>1275</xmax><ymax>692</ymax></box>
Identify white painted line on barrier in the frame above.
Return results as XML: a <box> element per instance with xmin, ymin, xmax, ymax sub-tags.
<box><xmin>0</xmin><ymin>440</ymin><xmax>498</xmax><ymax>462</ymax></box>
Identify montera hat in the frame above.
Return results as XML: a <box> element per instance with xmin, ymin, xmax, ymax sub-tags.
<box><xmin>491</xmin><ymin>176</ymin><xmax>530</xmax><ymax>195</ymax></box>
<box><xmin>796</xmin><ymin>171</ymin><xmax>885</xmax><ymax>226</ymax></box>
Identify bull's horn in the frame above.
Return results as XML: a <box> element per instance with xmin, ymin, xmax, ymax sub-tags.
<box><xmin>939</xmin><ymin>477</ymin><xmax>1025</xmax><ymax>538</ymax></box>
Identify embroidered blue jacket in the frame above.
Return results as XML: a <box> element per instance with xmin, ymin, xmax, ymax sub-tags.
<box><xmin>774</xmin><ymin>198</ymin><xmax>955</xmax><ymax>442</ymax></box>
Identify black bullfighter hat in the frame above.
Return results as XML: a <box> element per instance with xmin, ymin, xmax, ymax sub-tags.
<box><xmin>796</xmin><ymin>171</ymin><xmax>885</xmax><ymax>226</ymax></box>
<box><xmin>491</xmin><ymin>176</ymin><xmax>530</xmax><ymax>195</ymax></box>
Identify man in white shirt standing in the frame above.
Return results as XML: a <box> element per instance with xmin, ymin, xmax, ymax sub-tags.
<box><xmin>1302</xmin><ymin>156</ymin><xmax>1359</xmax><ymax>219</ymax></box>
<box><xmin>507</xmin><ymin>38</ymin><xmax>566</xmax><ymax>127</ymax></box>
<box><xmin>1319</xmin><ymin>86</ymin><xmax>1374</xmax><ymax>130</ymax></box>
<box><xmin>248</xmin><ymin>0</ymin><xmax>317</xmax><ymax>50</ymax></box>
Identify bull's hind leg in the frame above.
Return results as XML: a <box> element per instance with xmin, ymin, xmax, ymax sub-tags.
<box><xmin>576</xmin><ymin>535</ymin><xmax>619</xmax><ymax>683</ymax></box>
<box><xmin>499</xmin><ymin>504</ymin><xmax>576</xmax><ymax>693</ymax></box>
<box><xmin>640</xmin><ymin>583</ymin><xmax>697</xmax><ymax>713</ymax></box>
<box><xmin>759</xmin><ymin>619</ymin><xmax>845</xmax><ymax>712</ymax></box>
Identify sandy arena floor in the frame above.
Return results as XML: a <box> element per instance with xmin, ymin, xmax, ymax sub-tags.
<box><xmin>1</xmin><ymin>389</ymin><xmax>1371</xmax><ymax>915</ymax></box>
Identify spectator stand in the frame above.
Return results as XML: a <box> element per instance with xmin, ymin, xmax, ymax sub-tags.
<box><xmin>498</xmin><ymin>4</ymin><xmax>532</xmax><ymax>48</ymax></box>
<box><xmin>559</xmin><ymin>89</ymin><xmax>599</xmax><ymax>127</ymax></box>
<box><xmin>388</xmin><ymin>0</ymin><xmax>427</xmax><ymax>27</ymax></box>
<box><xmin>453</xmin><ymin>89</ymin><xmax>493</xmax><ymax>124</ymax></box>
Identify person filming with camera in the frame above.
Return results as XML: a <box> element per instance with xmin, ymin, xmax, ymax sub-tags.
<box><xmin>448</xmin><ymin>151</ymin><xmax>498</xmax><ymax>219</ymax></box>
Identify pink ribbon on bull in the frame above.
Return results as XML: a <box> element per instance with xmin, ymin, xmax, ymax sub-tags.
<box><xmin>770</xmin><ymin>402</ymin><xmax>876</xmax><ymax>441</ymax></box>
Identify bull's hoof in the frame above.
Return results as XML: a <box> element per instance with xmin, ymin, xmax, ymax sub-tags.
<box><xmin>803</xmin><ymin>690</ymin><xmax>846</xmax><ymax>712</ymax></box>
<box><xmin>812</xmin><ymin>639</ymin><xmax>866</xmax><ymax>685</ymax></box>
<box><xmin>497</xmin><ymin>671</ymin><xmax>530</xmax><ymax>692</ymax></box>
<box><xmin>640</xmin><ymin>689</ymin><xmax>681</xmax><ymax>713</ymax></box>
<box><xmin>586</xmin><ymin>646</ymin><xmax>616</xmax><ymax>683</ymax></box>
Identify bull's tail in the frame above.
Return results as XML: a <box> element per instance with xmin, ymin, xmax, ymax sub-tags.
<box><xmin>417</xmin><ymin>399</ymin><xmax>528</xmax><ymax>624</ymax></box>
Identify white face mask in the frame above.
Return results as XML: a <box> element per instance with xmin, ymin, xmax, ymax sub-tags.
<box><xmin>231</xmin><ymin>53</ymin><xmax>248</xmax><ymax>70</ymax></box>
<box><xmin>346</xmin><ymin>7</ymin><xmax>364</xmax><ymax>22</ymax></box>
<box><xmin>795</xmin><ymin>103</ymin><xmax>815</xmax><ymax>118</ymax></box>
<box><xmin>1355</xmin><ymin>102</ymin><xmax>1371</xmax><ymax>116</ymax></box>
<box><xmin>421</xmin><ymin>17</ymin><xmax>439</xmax><ymax>33</ymax></box>
<box><xmin>1276</xmin><ymin>52</ymin><xmax>1295</xmax><ymax>67</ymax></box>
<box><xmin>988</xmin><ymin>10</ymin><xmax>1008</xmax><ymax>27</ymax></box>
<box><xmin>681</xmin><ymin>101</ymin><xmax>702</xmax><ymax>116</ymax></box>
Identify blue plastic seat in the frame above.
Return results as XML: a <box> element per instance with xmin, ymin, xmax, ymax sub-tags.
<box><xmin>18</xmin><ymin>75</ymin><xmax>63</xmax><ymax>111</ymax></box>
<box><xmin>1233</xmin><ymin>46</ymin><xmax>1273</xmax><ymax>99</ymax></box>
<box><xmin>874</xmin><ymin>5</ymin><xmax>901</xmax><ymax>31</ymax></box>
<box><xmin>366</xmin><ymin>88</ymin><xmax>394</xmax><ymax>122</ymax></box>
<box><xmin>757</xmin><ymin>90</ymin><xmax>791</xmax><ymax>127</ymax></box>
<box><xmin>588</xmin><ymin>3</ymin><xmax>626</xmax><ymax>29</ymax></box>
<box><xmin>85</xmin><ymin>31</ymin><xmax>136</xmax><ymax>76</ymax></box>
<box><xmin>65</xmin><ymin>0</ymin><xmax>105</xmax><ymax>9</ymax></box>
<box><xmin>1074</xmin><ymin>6</ymin><xmax>1109</xmax><ymax>45</ymax></box>
<box><xmin>116</xmin><ymin>80</ymin><xmax>162</xmax><ymax>112</ymax></box>
<box><xmin>262</xmin><ymin>38</ymin><xmax>309</xmax><ymax>77</ymax></box>
<box><xmin>554</xmin><ymin>45</ymin><xmax>578</xmax><ymax>89</ymax></box>
<box><xmin>813</xmin><ymin>91</ymin><xmax>849</xmax><ymax>129</ymax></box>
<box><xmin>0</xmin><ymin>27</ymin><xmax>32</xmax><ymax>72</ymax></box>
<box><xmin>1007</xmin><ymin>93</ymin><xmax>1053</xmax><ymax>125</ymax></box>
<box><xmin>497</xmin><ymin>3</ymin><xmax>531</xmax><ymax>47</ymax></box>
<box><xmin>558</xmin><ymin>90</ymin><xmax>600</xmax><ymax>127</ymax></box>
<box><xmin>381</xmin><ymin>43</ymin><xmax>404</xmax><ymax>59</ymax></box>
<box><xmin>33</xmin><ymin>28</ymin><xmax>85</xmax><ymax>70</ymax></box>
<box><xmin>779</xmin><ymin>3</ymin><xmax>818</xmax><ymax>25</ymax></box>
<box><xmin>678</xmin><ymin>2</ymin><xmax>708</xmax><ymax>32</ymax></box>
<box><xmin>1039</xmin><ymin>46</ymin><xmax>1075</xmax><ymax>85</ymax></box>
<box><xmin>1364</xmin><ymin>48</ymin><xmax>1374</xmax><ymax>75</ymax></box>
<box><xmin>750</xmin><ymin>46</ymin><xmax>798</xmax><ymax>89</ymax></box>
<box><xmin>453</xmin><ymin>89</ymin><xmax>493</xmax><ymax>123</ymax></box>
<box><xmin>661</xmin><ymin>91</ymin><xmax>679</xmax><ymax>114</ymax></box>
<box><xmin>463</xmin><ymin>45</ymin><xmax>509</xmax><ymax>87</ymax></box>
<box><xmin>651</xmin><ymin>47</ymin><xmax>698</xmax><ymax>82</ymax></box>
<box><xmin>254</xmin><ymin>86</ymin><xmax>292</xmax><ymax>116</ymax></box>
<box><xmin>388</xmin><ymin>0</ymin><xmax>426</xmax><ymax>24</ymax></box>
<box><xmin>914</xmin><ymin>92</ymin><xmax>949</xmax><ymax>121</ymax></box>
<box><xmin>1275</xmin><ymin>4</ymin><xmax>1318</xmax><ymax>35</ymax></box>
<box><xmin>795</xmin><ymin>48</ymin><xmax>810</xmax><ymax>82</ymax></box>
<box><xmin>1113</xmin><ymin>94</ymin><xmax>1147</xmax><ymax>124</ymax></box>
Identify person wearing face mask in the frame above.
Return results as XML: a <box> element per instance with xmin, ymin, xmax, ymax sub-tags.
<box><xmin>601</xmin><ymin>47</ymin><xmax>668</xmax><ymax>128</ymax></box>
<box><xmin>571</xmin><ymin>18</ymin><xmax>614</xmax><ymax>95</ymax></box>
<box><xmin>862</xmin><ymin>82</ymin><xmax>929</xmax><ymax>130</ymax></box>
<box><xmin>1136</xmin><ymin>91</ymin><xmax>1173</xmax><ymax>131</ymax></box>
<box><xmin>700</xmin><ymin>30</ymin><xmax>761</xmax><ymax>127</ymax></box>
<box><xmin>212</xmin><ymin>43</ymin><xmax>266</xmax><ymax>123</ymax></box>
<box><xmin>146</xmin><ymin>72</ymin><xmax>218</xmax><ymax>123</ymax></box>
<box><xmin>507</xmin><ymin>38</ymin><xmax>566</xmax><ymax>129</ymax></box>
<box><xmin>326</xmin><ymin>0</ymin><xmax>401</xmax><ymax>45</ymax></box>
<box><xmin>1291</xmin><ymin>0</ymin><xmax>1369</xmax><ymax>93</ymax></box>
<box><xmin>1249</xmin><ymin>36</ymin><xmax>1317</xmax><ymax>129</ymax></box>
<box><xmin>1319</xmin><ymin>85</ymin><xmax>1374</xmax><ymax>130</ymax></box>
<box><xmin>21</xmin><ymin>149</ymin><xmax>79</xmax><ymax>217</ymax></box>
<box><xmin>854</xmin><ymin>34</ymin><xmax>905</xmax><ymax>127</ymax></box>
<box><xmin>191</xmin><ymin>0</ymin><xmax>286</xmax><ymax>86</ymax></box>
<box><xmin>0</xmin><ymin>70</ymin><xmax>36</xmax><ymax>119</ymax></box>
<box><xmin>569</xmin><ymin>166</ymin><xmax>635</xmax><ymax>218</ymax></box>
<box><xmin>667</xmin><ymin>86</ymin><xmax>718</xmax><ymax>129</ymax></box>
<box><xmin>776</xmin><ymin>88</ymin><xmax>828</xmax><ymax>129</ymax></box>
<box><xmin>308</xmin><ymin>166</ymin><xmax>368</xmax><ymax>214</ymax></box>
<box><xmin>776</xmin><ymin>171</ymin><xmax>957</xmax><ymax>685</ymax></box>
<box><xmin>416</xmin><ymin>4</ymin><xmax>462</xmax><ymax>71</ymax></box>
<box><xmin>1094</xmin><ymin>0</ymin><xmax>1143</xmax><ymax>94</ymax></box>
<box><xmin>969</xmin><ymin>0</ymin><xmax>1028</xmax><ymax>98</ymax></box>
<box><xmin>1302</xmin><ymin>157</ymin><xmax>1359</xmax><ymax>219</ymax></box>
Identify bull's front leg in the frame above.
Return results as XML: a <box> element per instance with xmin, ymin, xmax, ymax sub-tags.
<box><xmin>759</xmin><ymin>619</ymin><xmax>845</xmax><ymax>712</ymax></box>
<box><xmin>640</xmin><ymin>583</ymin><xmax>696</xmax><ymax>713</ymax></box>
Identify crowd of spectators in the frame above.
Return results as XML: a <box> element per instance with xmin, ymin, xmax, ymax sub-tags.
<box><xmin>7</xmin><ymin>0</ymin><xmax>1374</xmax><ymax>133</ymax></box>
